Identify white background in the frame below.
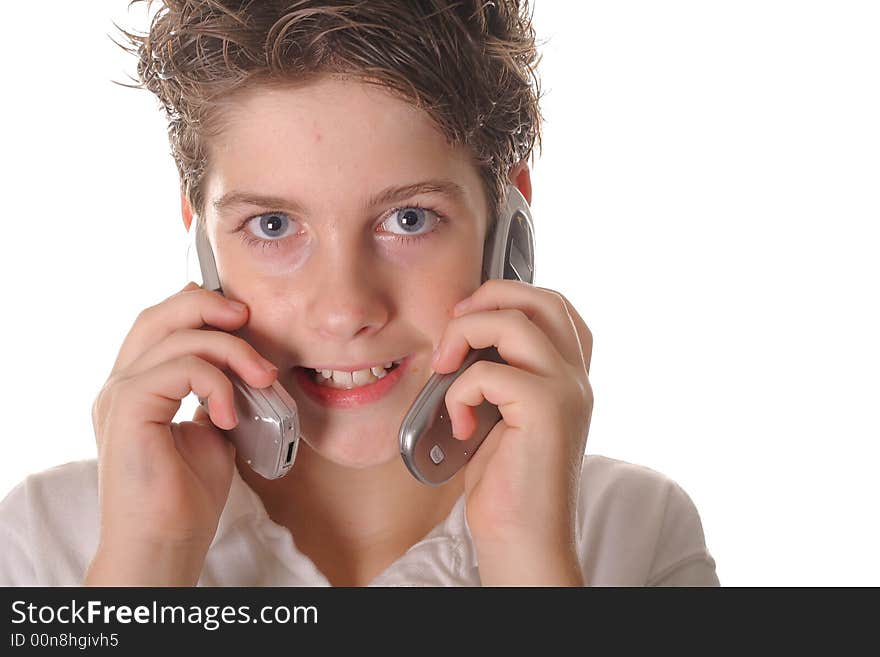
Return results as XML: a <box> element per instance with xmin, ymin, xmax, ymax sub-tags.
<box><xmin>1</xmin><ymin>1</ymin><xmax>877</xmax><ymax>586</ymax></box>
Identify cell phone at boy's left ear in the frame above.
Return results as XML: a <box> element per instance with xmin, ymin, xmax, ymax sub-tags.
<box><xmin>398</xmin><ymin>183</ymin><xmax>535</xmax><ymax>485</ymax></box>
<box><xmin>189</xmin><ymin>214</ymin><xmax>302</xmax><ymax>480</ymax></box>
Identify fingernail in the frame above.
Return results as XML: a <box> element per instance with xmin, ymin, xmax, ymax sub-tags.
<box><xmin>260</xmin><ymin>358</ymin><xmax>278</xmax><ymax>374</ymax></box>
<box><xmin>453</xmin><ymin>298</ymin><xmax>471</xmax><ymax>315</ymax></box>
<box><xmin>227</xmin><ymin>300</ymin><xmax>246</xmax><ymax>313</ymax></box>
<box><xmin>431</xmin><ymin>345</ymin><xmax>443</xmax><ymax>367</ymax></box>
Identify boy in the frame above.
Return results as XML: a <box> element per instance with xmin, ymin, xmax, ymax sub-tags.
<box><xmin>0</xmin><ymin>0</ymin><xmax>718</xmax><ymax>586</ymax></box>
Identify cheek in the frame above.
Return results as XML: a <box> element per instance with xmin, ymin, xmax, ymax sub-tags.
<box><xmin>395</xmin><ymin>268</ymin><xmax>477</xmax><ymax>335</ymax></box>
<box><xmin>397</xmin><ymin>237</ymin><xmax>482</xmax><ymax>276</ymax></box>
<box><xmin>391</xmin><ymin>238</ymin><xmax>483</xmax><ymax>312</ymax></box>
<box><xmin>228</xmin><ymin>306</ymin><xmax>280</xmax><ymax>351</ymax></box>
<box><xmin>217</xmin><ymin>281</ymin><xmax>300</xmax><ymax>354</ymax></box>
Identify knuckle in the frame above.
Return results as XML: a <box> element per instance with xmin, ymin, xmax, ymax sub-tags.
<box><xmin>183</xmin><ymin>285</ymin><xmax>208</xmax><ymax>297</ymax></box>
<box><xmin>445</xmin><ymin>363</ymin><xmax>472</xmax><ymax>397</ymax></box>
<box><xmin>178</xmin><ymin>327</ymin><xmax>218</xmax><ymax>349</ymax></box>
<box><xmin>443</xmin><ymin>385</ymin><xmax>457</xmax><ymax>411</ymax></box>
<box><xmin>462</xmin><ymin>360</ymin><xmax>488</xmax><ymax>379</ymax></box>
<box><xmin>135</xmin><ymin>304</ymin><xmax>157</xmax><ymax>325</ymax></box>
<box><xmin>573</xmin><ymin>371</ymin><xmax>593</xmax><ymax>407</ymax></box>
<box><xmin>183</xmin><ymin>286</ymin><xmax>221</xmax><ymax>309</ymax></box>
<box><xmin>553</xmin><ymin>289</ymin><xmax>571</xmax><ymax>307</ymax></box>
<box><xmin>231</xmin><ymin>334</ymin><xmax>258</xmax><ymax>356</ymax></box>
<box><xmin>461</xmin><ymin>359</ymin><xmax>492</xmax><ymax>388</ymax></box>
<box><xmin>91</xmin><ymin>382</ymin><xmax>117</xmax><ymax>446</ymax></box>
<box><xmin>483</xmin><ymin>278</ymin><xmax>503</xmax><ymax>294</ymax></box>
<box><xmin>583</xmin><ymin>378</ymin><xmax>594</xmax><ymax>404</ymax></box>
<box><xmin>107</xmin><ymin>373</ymin><xmax>136</xmax><ymax>400</ymax></box>
<box><xmin>471</xmin><ymin>359</ymin><xmax>493</xmax><ymax>377</ymax></box>
<box><xmin>203</xmin><ymin>287</ymin><xmax>229</xmax><ymax>306</ymax></box>
<box><xmin>546</xmin><ymin>366</ymin><xmax>585</xmax><ymax>414</ymax></box>
<box><xmin>218</xmin><ymin>334</ymin><xmax>264</xmax><ymax>369</ymax></box>
<box><xmin>546</xmin><ymin>288</ymin><xmax>570</xmax><ymax>315</ymax></box>
<box><xmin>96</xmin><ymin>376</ymin><xmax>134</xmax><ymax>425</ymax></box>
<box><xmin>212</xmin><ymin>332</ymin><xmax>256</xmax><ymax>366</ymax></box>
<box><xmin>180</xmin><ymin>353</ymin><xmax>204</xmax><ymax>370</ymax></box>
<box><xmin>100</xmin><ymin>373</ymin><xmax>123</xmax><ymax>399</ymax></box>
<box><xmin>91</xmin><ymin>387</ymin><xmax>108</xmax><ymax>426</ymax></box>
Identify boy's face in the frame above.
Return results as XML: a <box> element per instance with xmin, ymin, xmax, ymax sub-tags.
<box><xmin>198</xmin><ymin>75</ymin><xmax>492</xmax><ymax>469</ymax></box>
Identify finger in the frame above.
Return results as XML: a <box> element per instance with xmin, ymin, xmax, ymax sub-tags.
<box><xmin>454</xmin><ymin>279</ymin><xmax>592</xmax><ymax>374</ymax></box>
<box><xmin>109</xmin><ymin>354</ymin><xmax>240</xmax><ymax>438</ymax></box>
<box><xmin>192</xmin><ymin>401</ymin><xmax>214</xmax><ymax>428</ymax></box>
<box><xmin>179</xmin><ymin>405</ymin><xmax>236</xmax><ymax>462</ymax></box>
<box><xmin>121</xmin><ymin>328</ymin><xmax>278</xmax><ymax>390</ymax></box>
<box><xmin>183</xmin><ymin>403</ymin><xmax>236</xmax><ymax>459</ymax></box>
<box><xmin>444</xmin><ymin>360</ymin><xmax>542</xmax><ymax>438</ymax></box>
<box><xmin>549</xmin><ymin>289</ymin><xmax>593</xmax><ymax>376</ymax></box>
<box><xmin>434</xmin><ymin>308</ymin><xmax>563</xmax><ymax>379</ymax></box>
<box><xmin>112</xmin><ymin>283</ymin><xmax>251</xmax><ymax>376</ymax></box>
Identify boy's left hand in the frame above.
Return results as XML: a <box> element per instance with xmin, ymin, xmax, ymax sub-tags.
<box><xmin>431</xmin><ymin>279</ymin><xmax>593</xmax><ymax>584</ymax></box>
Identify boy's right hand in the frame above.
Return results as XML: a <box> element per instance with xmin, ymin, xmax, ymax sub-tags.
<box><xmin>84</xmin><ymin>281</ymin><xmax>278</xmax><ymax>585</ymax></box>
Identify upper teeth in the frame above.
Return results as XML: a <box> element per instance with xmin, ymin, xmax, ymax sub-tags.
<box><xmin>314</xmin><ymin>361</ymin><xmax>399</xmax><ymax>386</ymax></box>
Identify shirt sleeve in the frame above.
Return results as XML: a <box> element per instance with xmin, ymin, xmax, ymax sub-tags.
<box><xmin>646</xmin><ymin>480</ymin><xmax>719</xmax><ymax>587</ymax></box>
<box><xmin>0</xmin><ymin>477</ymin><xmax>38</xmax><ymax>586</ymax></box>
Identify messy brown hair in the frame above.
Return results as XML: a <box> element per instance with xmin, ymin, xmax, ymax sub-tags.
<box><xmin>115</xmin><ymin>0</ymin><xmax>545</xmax><ymax>227</ymax></box>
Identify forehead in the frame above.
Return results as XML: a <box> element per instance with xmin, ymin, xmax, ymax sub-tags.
<box><xmin>204</xmin><ymin>76</ymin><xmax>486</xmax><ymax>216</ymax></box>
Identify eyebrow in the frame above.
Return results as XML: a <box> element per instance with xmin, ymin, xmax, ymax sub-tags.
<box><xmin>212</xmin><ymin>179</ymin><xmax>466</xmax><ymax>216</ymax></box>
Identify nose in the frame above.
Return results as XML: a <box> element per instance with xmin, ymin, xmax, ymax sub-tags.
<box><xmin>303</xmin><ymin>233</ymin><xmax>390</xmax><ymax>342</ymax></box>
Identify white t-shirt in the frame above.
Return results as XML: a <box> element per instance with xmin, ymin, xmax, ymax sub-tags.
<box><xmin>0</xmin><ymin>454</ymin><xmax>719</xmax><ymax>586</ymax></box>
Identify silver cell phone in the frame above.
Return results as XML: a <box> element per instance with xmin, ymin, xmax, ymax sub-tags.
<box><xmin>398</xmin><ymin>183</ymin><xmax>536</xmax><ymax>485</ymax></box>
<box><xmin>187</xmin><ymin>215</ymin><xmax>301</xmax><ymax>480</ymax></box>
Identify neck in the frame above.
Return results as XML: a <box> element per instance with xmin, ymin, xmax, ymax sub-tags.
<box><xmin>235</xmin><ymin>442</ymin><xmax>465</xmax><ymax>584</ymax></box>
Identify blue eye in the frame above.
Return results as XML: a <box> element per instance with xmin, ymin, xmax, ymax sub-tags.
<box><xmin>249</xmin><ymin>212</ymin><xmax>293</xmax><ymax>239</ymax></box>
<box><xmin>387</xmin><ymin>207</ymin><xmax>429</xmax><ymax>233</ymax></box>
<box><xmin>379</xmin><ymin>205</ymin><xmax>445</xmax><ymax>243</ymax></box>
<box><xmin>235</xmin><ymin>212</ymin><xmax>299</xmax><ymax>251</ymax></box>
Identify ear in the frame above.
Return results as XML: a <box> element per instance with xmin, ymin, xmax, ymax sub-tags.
<box><xmin>508</xmin><ymin>160</ymin><xmax>532</xmax><ymax>205</ymax></box>
<box><xmin>181</xmin><ymin>194</ymin><xmax>194</xmax><ymax>232</ymax></box>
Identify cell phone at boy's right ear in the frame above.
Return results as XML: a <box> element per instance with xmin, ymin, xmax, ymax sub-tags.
<box><xmin>398</xmin><ymin>183</ymin><xmax>535</xmax><ymax>485</ymax></box>
<box><xmin>188</xmin><ymin>214</ymin><xmax>303</xmax><ymax>481</ymax></box>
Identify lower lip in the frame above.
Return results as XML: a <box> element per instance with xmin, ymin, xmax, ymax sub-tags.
<box><xmin>292</xmin><ymin>356</ymin><xmax>412</xmax><ymax>409</ymax></box>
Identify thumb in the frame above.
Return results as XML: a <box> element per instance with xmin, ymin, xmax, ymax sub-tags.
<box><xmin>192</xmin><ymin>401</ymin><xmax>216</xmax><ymax>428</ymax></box>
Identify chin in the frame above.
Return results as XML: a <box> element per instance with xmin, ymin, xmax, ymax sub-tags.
<box><xmin>300</xmin><ymin>426</ymin><xmax>402</xmax><ymax>469</ymax></box>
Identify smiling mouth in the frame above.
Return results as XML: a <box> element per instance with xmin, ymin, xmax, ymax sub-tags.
<box><xmin>301</xmin><ymin>361</ymin><xmax>403</xmax><ymax>389</ymax></box>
